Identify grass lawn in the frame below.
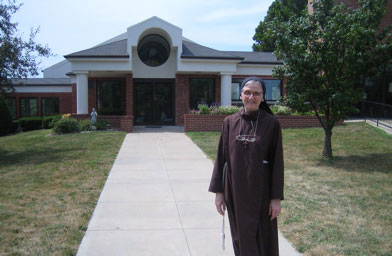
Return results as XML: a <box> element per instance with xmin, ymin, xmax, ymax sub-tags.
<box><xmin>187</xmin><ymin>122</ymin><xmax>392</xmax><ymax>256</ymax></box>
<box><xmin>0</xmin><ymin>129</ymin><xmax>125</xmax><ymax>255</ymax></box>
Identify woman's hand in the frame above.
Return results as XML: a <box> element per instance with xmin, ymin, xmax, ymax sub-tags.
<box><xmin>269</xmin><ymin>199</ymin><xmax>281</xmax><ymax>220</ymax></box>
<box><xmin>215</xmin><ymin>192</ymin><xmax>226</xmax><ymax>216</ymax></box>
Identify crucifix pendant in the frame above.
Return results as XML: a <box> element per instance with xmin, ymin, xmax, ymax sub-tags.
<box><xmin>243</xmin><ymin>141</ymin><xmax>248</xmax><ymax>149</ymax></box>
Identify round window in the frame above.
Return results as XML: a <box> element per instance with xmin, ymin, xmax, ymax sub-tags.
<box><xmin>137</xmin><ymin>34</ymin><xmax>170</xmax><ymax>67</ymax></box>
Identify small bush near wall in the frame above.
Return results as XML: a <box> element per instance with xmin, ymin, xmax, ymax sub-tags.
<box><xmin>53</xmin><ymin>118</ymin><xmax>80</xmax><ymax>134</ymax></box>
<box><xmin>270</xmin><ymin>105</ymin><xmax>292</xmax><ymax>115</ymax></box>
<box><xmin>190</xmin><ymin>105</ymin><xmax>241</xmax><ymax>115</ymax></box>
<box><xmin>43</xmin><ymin>115</ymin><xmax>62</xmax><ymax>129</ymax></box>
<box><xmin>19</xmin><ymin>117</ymin><xmax>42</xmax><ymax>131</ymax></box>
<box><xmin>79</xmin><ymin>120</ymin><xmax>92</xmax><ymax>131</ymax></box>
<box><xmin>95</xmin><ymin>120</ymin><xmax>109</xmax><ymax>130</ymax></box>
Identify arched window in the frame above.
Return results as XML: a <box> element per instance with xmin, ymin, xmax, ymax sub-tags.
<box><xmin>137</xmin><ymin>34</ymin><xmax>170</xmax><ymax>67</ymax></box>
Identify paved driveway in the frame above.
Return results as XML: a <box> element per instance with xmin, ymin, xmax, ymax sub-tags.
<box><xmin>77</xmin><ymin>126</ymin><xmax>301</xmax><ymax>256</ymax></box>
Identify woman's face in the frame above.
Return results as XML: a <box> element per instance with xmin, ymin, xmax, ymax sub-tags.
<box><xmin>240</xmin><ymin>81</ymin><xmax>264</xmax><ymax>113</ymax></box>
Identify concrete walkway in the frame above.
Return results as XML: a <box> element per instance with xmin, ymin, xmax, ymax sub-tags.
<box><xmin>344</xmin><ymin>118</ymin><xmax>392</xmax><ymax>135</ymax></box>
<box><xmin>77</xmin><ymin>126</ymin><xmax>301</xmax><ymax>256</ymax></box>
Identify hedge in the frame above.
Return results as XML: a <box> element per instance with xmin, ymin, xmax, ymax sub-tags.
<box><xmin>19</xmin><ymin>117</ymin><xmax>42</xmax><ymax>131</ymax></box>
<box><xmin>43</xmin><ymin>115</ymin><xmax>62</xmax><ymax>129</ymax></box>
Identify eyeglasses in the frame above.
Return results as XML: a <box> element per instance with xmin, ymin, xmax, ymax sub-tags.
<box><xmin>242</xmin><ymin>90</ymin><xmax>262</xmax><ymax>98</ymax></box>
<box><xmin>236</xmin><ymin>135</ymin><xmax>256</xmax><ymax>143</ymax></box>
<box><xmin>237</xmin><ymin>111</ymin><xmax>259</xmax><ymax>147</ymax></box>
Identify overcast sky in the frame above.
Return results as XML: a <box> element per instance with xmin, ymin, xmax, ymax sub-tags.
<box><xmin>11</xmin><ymin>0</ymin><xmax>274</xmax><ymax>77</ymax></box>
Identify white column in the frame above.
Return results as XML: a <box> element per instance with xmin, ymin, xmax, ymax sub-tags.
<box><xmin>221</xmin><ymin>73</ymin><xmax>232</xmax><ymax>106</ymax></box>
<box><xmin>76</xmin><ymin>72</ymin><xmax>88</xmax><ymax>114</ymax></box>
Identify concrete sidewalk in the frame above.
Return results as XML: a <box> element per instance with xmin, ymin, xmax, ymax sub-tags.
<box><xmin>77</xmin><ymin>126</ymin><xmax>301</xmax><ymax>256</ymax></box>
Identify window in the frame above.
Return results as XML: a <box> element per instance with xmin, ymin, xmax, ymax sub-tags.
<box><xmin>97</xmin><ymin>81</ymin><xmax>122</xmax><ymax>115</ymax></box>
<box><xmin>189</xmin><ymin>78</ymin><xmax>215</xmax><ymax>110</ymax></box>
<box><xmin>231</xmin><ymin>78</ymin><xmax>282</xmax><ymax>102</ymax></box>
<box><xmin>20</xmin><ymin>98</ymin><xmax>38</xmax><ymax>117</ymax></box>
<box><xmin>42</xmin><ymin>97</ymin><xmax>59</xmax><ymax>116</ymax></box>
<box><xmin>137</xmin><ymin>34</ymin><xmax>170</xmax><ymax>67</ymax></box>
<box><xmin>264</xmin><ymin>79</ymin><xmax>282</xmax><ymax>101</ymax></box>
<box><xmin>232</xmin><ymin>79</ymin><xmax>242</xmax><ymax>101</ymax></box>
<box><xmin>6</xmin><ymin>98</ymin><xmax>16</xmax><ymax>119</ymax></box>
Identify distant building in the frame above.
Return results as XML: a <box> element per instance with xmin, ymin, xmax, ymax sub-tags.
<box><xmin>7</xmin><ymin>17</ymin><xmax>284</xmax><ymax>130</ymax></box>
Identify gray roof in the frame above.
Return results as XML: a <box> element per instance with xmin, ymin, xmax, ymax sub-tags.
<box><xmin>64</xmin><ymin>38</ymin><xmax>281</xmax><ymax>64</ymax></box>
<box><xmin>223</xmin><ymin>51</ymin><xmax>283</xmax><ymax>64</ymax></box>
<box><xmin>64</xmin><ymin>39</ymin><xmax>129</xmax><ymax>58</ymax></box>
<box><xmin>13</xmin><ymin>78</ymin><xmax>72</xmax><ymax>86</ymax></box>
<box><xmin>181</xmin><ymin>40</ymin><xmax>243</xmax><ymax>60</ymax></box>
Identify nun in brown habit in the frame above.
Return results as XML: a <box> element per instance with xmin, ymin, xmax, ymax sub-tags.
<box><xmin>209</xmin><ymin>77</ymin><xmax>284</xmax><ymax>256</ymax></box>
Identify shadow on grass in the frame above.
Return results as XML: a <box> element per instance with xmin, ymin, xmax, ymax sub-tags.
<box><xmin>0</xmin><ymin>146</ymin><xmax>80</xmax><ymax>168</ymax></box>
<box><xmin>316</xmin><ymin>153</ymin><xmax>392</xmax><ymax>174</ymax></box>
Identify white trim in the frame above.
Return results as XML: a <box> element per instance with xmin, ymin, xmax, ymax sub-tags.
<box><xmin>76</xmin><ymin>73</ymin><xmax>88</xmax><ymax>114</ymax></box>
<box><xmin>181</xmin><ymin>58</ymin><xmax>241</xmax><ymax>64</ymax></box>
<box><xmin>69</xmin><ymin>58</ymin><xmax>129</xmax><ymax>62</ymax></box>
<box><xmin>221</xmin><ymin>74</ymin><xmax>232</xmax><ymax>106</ymax></box>
<box><xmin>14</xmin><ymin>86</ymin><xmax>72</xmax><ymax>93</ymax></box>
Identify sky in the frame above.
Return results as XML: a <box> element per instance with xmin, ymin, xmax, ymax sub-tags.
<box><xmin>11</xmin><ymin>0</ymin><xmax>274</xmax><ymax>77</ymax></box>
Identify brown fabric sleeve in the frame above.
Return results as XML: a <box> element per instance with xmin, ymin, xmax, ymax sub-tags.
<box><xmin>270</xmin><ymin>119</ymin><xmax>284</xmax><ymax>200</ymax></box>
<box><xmin>208</xmin><ymin>118</ymin><xmax>228</xmax><ymax>193</ymax></box>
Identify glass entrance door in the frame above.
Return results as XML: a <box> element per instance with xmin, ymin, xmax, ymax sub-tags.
<box><xmin>134</xmin><ymin>80</ymin><xmax>174</xmax><ymax>125</ymax></box>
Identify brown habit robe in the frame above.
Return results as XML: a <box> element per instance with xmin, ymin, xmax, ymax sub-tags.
<box><xmin>209</xmin><ymin>109</ymin><xmax>284</xmax><ymax>256</ymax></box>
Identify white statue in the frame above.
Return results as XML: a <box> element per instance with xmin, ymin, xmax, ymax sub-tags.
<box><xmin>90</xmin><ymin>108</ymin><xmax>98</xmax><ymax>124</ymax></box>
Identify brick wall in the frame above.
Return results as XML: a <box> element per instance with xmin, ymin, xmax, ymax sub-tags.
<box><xmin>175</xmin><ymin>74</ymin><xmax>221</xmax><ymax>125</ymax></box>
<box><xmin>277</xmin><ymin>115</ymin><xmax>343</xmax><ymax>128</ymax></box>
<box><xmin>310</xmin><ymin>0</ymin><xmax>391</xmax><ymax>31</ymax></box>
<box><xmin>184</xmin><ymin>114</ymin><xmax>227</xmax><ymax>132</ymax></box>
<box><xmin>125</xmin><ymin>74</ymin><xmax>134</xmax><ymax>116</ymax></box>
<box><xmin>8</xmin><ymin>91</ymin><xmax>73</xmax><ymax>119</ymax></box>
<box><xmin>184</xmin><ymin>114</ymin><xmax>343</xmax><ymax>132</ymax></box>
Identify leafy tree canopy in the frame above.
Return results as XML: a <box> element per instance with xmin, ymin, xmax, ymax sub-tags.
<box><xmin>267</xmin><ymin>0</ymin><xmax>392</xmax><ymax>157</ymax></box>
<box><xmin>253</xmin><ymin>0</ymin><xmax>308</xmax><ymax>52</ymax></box>
<box><xmin>0</xmin><ymin>0</ymin><xmax>51</xmax><ymax>97</ymax></box>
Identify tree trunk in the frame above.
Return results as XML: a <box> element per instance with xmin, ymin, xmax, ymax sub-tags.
<box><xmin>322</xmin><ymin>128</ymin><xmax>333</xmax><ymax>158</ymax></box>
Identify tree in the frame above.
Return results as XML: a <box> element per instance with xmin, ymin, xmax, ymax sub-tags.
<box><xmin>267</xmin><ymin>0</ymin><xmax>392</xmax><ymax>158</ymax></box>
<box><xmin>0</xmin><ymin>0</ymin><xmax>51</xmax><ymax>97</ymax></box>
<box><xmin>253</xmin><ymin>0</ymin><xmax>307</xmax><ymax>52</ymax></box>
<box><xmin>0</xmin><ymin>97</ymin><xmax>12</xmax><ymax>135</ymax></box>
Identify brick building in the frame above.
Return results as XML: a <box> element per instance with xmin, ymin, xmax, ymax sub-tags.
<box><xmin>7</xmin><ymin>17</ymin><xmax>284</xmax><ymax>131</ymax></box>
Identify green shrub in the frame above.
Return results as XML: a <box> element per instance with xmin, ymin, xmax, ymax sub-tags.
<box><xmin>9</xmin><ymin>120</ymin><xmax>19</xmax><ymax>133</ymax></box>
<box><xmin>43</xmin><ymin>115</ymin><xmax>62</xmax><ymax>129</ymax></box>
<box><xmin>0</xmin><ymin>98</ymin><xmax>12</xmax><ymax>135</ymax></box>
<box><xmin>79</xmin><ymin>119</ymin><xmax>92</xmax><ymax>131</ymax></box>
<box><xmin>215</xmin><ymin>106</ymin><xmax>240</xmax><ymax>115</ymax></box>
<box><xmin>192</xmin><ymin>105</ymin><xmax>240</xmax><ymax>115</ymax></box>
<box><xmin>270</xmin><ymin>105</ymin><xmax>292</xmax><ymax>115</ymax></box>
<box><xmin>19</xmin><ymin>117</ymin><xmax>43</xmax><ymax>131</ymax></box>
<box><xmin>94</xmin><ymin>120</ymin><xmax>109</xmax><ymax>130</ymax></box>
<box><xmin>53</xmin><ymin>118</ymin><xmax>80</xmax><ymax>134</ymax></box>
<box><xmin>198</xmin><ymin>104</ymin><xmax>211</xmax><ymax>114</ymax></box>
<box><xmin>293</xmin><ymin>110</ymin><xmax>315</xmax><ymax>116</ymax></box>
